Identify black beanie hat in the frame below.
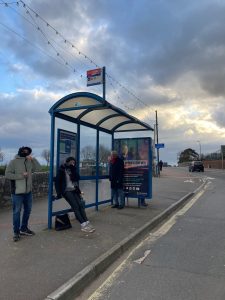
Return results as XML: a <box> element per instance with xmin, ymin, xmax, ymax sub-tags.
<box><xmin>66</xmin><ymin>156</ymin><xmax>76</xmax><ymax>163</ymax></box>
<box><xmin>18</xmin><ymin>146</ymin><xmax>32</xmax><ymax>156</ymax></box>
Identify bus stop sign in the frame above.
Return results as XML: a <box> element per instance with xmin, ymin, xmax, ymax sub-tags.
<box><xmin>155</xmin><ymin>143</ymin><xmax>165</xmax><ymax>149</ymax></box>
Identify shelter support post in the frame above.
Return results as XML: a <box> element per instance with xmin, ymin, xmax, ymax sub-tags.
<box><xmin>77</xmin><ymin>123</ymin><xmax>80</xmax><ymax>174</ymax></box>
<box><xmin>48</xmin><ymin>112</ymin><xmax>55</xmax><ymax>229</ymax></box>
<box><xmin>102</xmin><ymin>66</ymin><xmax>106</xmax><ymax>101</ymax></box>
<box><xmin>95</xmin><ymin>130</ymin><xmax>99</xmax><ymax>210</ymax></box>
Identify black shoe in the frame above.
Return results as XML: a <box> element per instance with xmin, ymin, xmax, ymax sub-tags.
<box><xmin>13</xmin><ymin>233</ymin><xmax>20</xmax><ymax>242</ymax></box>
<box><xmin>117</xmin><ymin>205</ymin><xmax>124</xmax><ymax>209</ymax></box>
<box><xmin>111</xmin><ymin>204</ymin><xmax>119</xmax><ymax>208</ymax></box>
<box><xmin>20</xmin><ymin>228</ymin><xmax>35</xmax><ymax>236</ymax></box>
<box><xmin>141</xmin><ymin>202</ymin><xmax>148</xmax><ymax>207</ymax></box>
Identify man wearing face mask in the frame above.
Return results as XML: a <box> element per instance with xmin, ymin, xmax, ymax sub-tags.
<box><xmin>5</xmin><ymin>146</ymin><xmax>41</xmax><ymax>242</ymax></box>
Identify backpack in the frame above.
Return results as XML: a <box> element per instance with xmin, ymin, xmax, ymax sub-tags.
<box><xmin>55</xmin><ymin>213</ymin><xmax>72</xmax><ymax>231</ymax></box>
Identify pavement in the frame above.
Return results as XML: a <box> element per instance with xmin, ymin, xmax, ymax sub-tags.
<box><xmin>0</xmin><ymin>167</ymin><xmax>206</xmax><ymax>300</ymax></box>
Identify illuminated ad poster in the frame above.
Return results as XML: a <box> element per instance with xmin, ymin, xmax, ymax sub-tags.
<box><xmin>114</xmin><ymin>137</ymin><xmax>151</xmax><ymax>197</ymax></box>
<box><xmin>57</xmin><ymin>129</ymin><xmax>76</xmax><ymax>168</ymax></box>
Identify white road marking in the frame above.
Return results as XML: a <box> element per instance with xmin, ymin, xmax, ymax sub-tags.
<box><xmin>87</xmin><ymin>183</ymin><xmax>209</xmax><ymax>300</ymax></box>
<box><xmin>133</xmin><ymin>250</ymin><xmax>151</xmax><ymax>264</ymax></box>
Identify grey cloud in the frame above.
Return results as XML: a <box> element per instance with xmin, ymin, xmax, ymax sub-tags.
<box><xmin>136</xmin><ymin>3</ymin><xmax>225</xmax><ymax>95</ymax></box>
<box><xmin>32</xmin><ymin>58</ymin><xmax>71</xmax><ymax>79</ymax></box>
<box><xmin>0</xmin><ymin>92</ymin><xmax>51</xmax><ymax>150</ymax></box>
<box><xmin>4</xmin><ymin>0</ymin><xmax>225</xmax><ymax>97</ymax></box>
<box><xmin>212</xmin><ymin>108</ymin><xmax>225</xmax><ymax>128</ymax></box>
<box><xmin>5</xmin><ymin>30</ymin><xmax>72</xmax><ymax>79</ymax></box>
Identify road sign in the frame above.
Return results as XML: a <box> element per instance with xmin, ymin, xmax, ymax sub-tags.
<box><xmin>87</xmin><ymin>68</ymin><xmax>103</xmax><ymax>86</ymax></box>
<box><xmin>155</xmin><ymin>143</ymin><xmax>165</xmax><ymax>149</ymax></box>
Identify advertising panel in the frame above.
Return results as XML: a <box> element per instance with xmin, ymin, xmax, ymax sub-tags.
<box><xmin>87</xmin><ymin>68</ymin><xmax>103</xmax><ymax>86</ymax></box>
<box><xmin>57</xmin><ymin>129</ymin><xmax>76</xmax><ymax>168</ymax></box>
<box><xmin>114</xmin><ymin>137</ymin><xmax>151</xmax><ymax>197</ymax></box>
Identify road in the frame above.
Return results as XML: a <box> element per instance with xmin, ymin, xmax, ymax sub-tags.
<box><xmin>82</xmin><ymin>169</ymin><xmax>225</xmax><ymax>300</ymax></box>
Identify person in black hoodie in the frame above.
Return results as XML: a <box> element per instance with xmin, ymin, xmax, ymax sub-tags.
<box><xmin>55</xmin><ymin>157</ymin><xmax>95</xmax><ymax>233</ymax></box>
<box><xmin>109</xmin><ymin>150</ymin><xmax>125</xmax><ymax>209</ymax></box>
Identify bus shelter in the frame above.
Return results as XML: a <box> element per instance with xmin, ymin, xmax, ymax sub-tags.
<box><xmin>48</xmin><ymin>92</ymin><xmax>154</xmax><ymax>228</ymax></box>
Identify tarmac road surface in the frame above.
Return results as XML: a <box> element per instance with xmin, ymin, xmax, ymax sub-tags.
<box><xmin>84</xmin><ymin>169</ymin><xmax>225</xmax><ymax>300</ymax></box>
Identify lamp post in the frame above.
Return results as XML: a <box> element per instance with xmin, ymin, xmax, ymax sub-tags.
<box><xmin>155</xmin><ymin>110</ymin><xmax>160</xmax><ymax>177</ymax></box>
<box><xmin>197</xmin><ymin>140</ymin><xmax>201</xmax><ymax>160</ymax></box>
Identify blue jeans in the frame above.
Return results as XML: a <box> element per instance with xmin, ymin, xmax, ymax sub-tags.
<box><xmin>112</xmin><ymin>188</ymin><xmax>125</xmax><ymax>207</ymax></box>
<box><xmin>12</xmin><ymin>192</ymin><xmax>32</xmax><ymax>234</ymax></box>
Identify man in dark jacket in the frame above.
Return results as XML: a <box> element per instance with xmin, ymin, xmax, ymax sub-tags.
<box><xmin>109</xmin><ymin>150</ymin><xmax>125</xmax><ymax>209</ymax></box>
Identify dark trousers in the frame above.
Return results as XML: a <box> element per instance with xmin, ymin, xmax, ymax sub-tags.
<box><xmin>111</xmin><ymin>188</ymin><xmax>125</xmax><ymax>207</ymax></box>
<box><xmin>64</xmin><ymin>190</ymin><xmax>88</xmax><ymax>224</ymax></box>
<box><xmin>12</xmin><ymin>192</ymin><xmax>32</xmax><ymax>234</ymax></box>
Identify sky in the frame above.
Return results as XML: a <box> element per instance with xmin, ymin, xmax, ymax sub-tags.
<box><xmin>0</xmin><ymin>0</ymin><xmax>225</xmax><ymax>165</ymax></box>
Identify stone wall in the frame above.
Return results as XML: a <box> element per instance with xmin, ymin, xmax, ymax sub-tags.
<box><xmin>203</xmin><ymin>160</ymin><xmax>224</xmax><ymax>169</ymax></box>
<box><xmin>0</xmin><ymin>172</ymin><xmax>49</xmax><ymax>208</ymax></box>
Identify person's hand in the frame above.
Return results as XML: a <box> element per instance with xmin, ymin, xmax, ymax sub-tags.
<box><xmin>23</xmin><ymin>172</ymin><xmax>28</xmax><ymax>178</ymax></box>
<box><xmin>26</xmin><ymin>155</ymin><xmax>33</xmax><ymax>161</ymax></box>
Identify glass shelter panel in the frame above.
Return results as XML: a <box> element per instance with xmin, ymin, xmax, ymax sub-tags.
<box><xmin>98</xmin><ymin>179</ymin><xmax>111</xmax><ymax>201</ymax></box>
<box><xmin>79</xmin><ymin>125</ymin><xmax>96</xmax><ymax>176</ymax></box>
<box><xmin>101</xmin><ymin>116</ymin><xmax>129</xmax><ymax>130</ymax></box>
<box><xmin>79</xmin><ymin>180</ymin><xmax>96</xmax><ymax>205</ymax></box>
<box><xmin>57</xmin><ymin>96</ymin><xmax>100</xmax><ymax>110</ymax></box>
<box><xmin>80</xmin><ymin>108</ymin><xmax>116</xmax><ymax>125</ymax></box>
<box><xmin>99</xmin><ymin>131</ymin><xmax>112</xmax><ymax>176</ymax></box>
<box><xmin>61</xmin><ymin>109</ymin><xmax>86</xmax><ymax>119</ymax></box>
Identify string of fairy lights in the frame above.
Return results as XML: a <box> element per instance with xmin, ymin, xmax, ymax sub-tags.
<box><xmin>0</xmin><ymin>0</ymin><xmax>154</xmax><ymax>123</ymax></box>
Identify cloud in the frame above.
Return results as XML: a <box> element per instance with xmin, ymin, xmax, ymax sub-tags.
<box><xmin>1</xmin><ymin>0</ymin><xmax>225</xmax><ymax>165</ymax></box>
<box><xmin>212</xmin><ymin>107</ymin><xmax>225</xmax><ymax>128</ymax></box>
<box><xmin>0</xmin><ymin>89</ymin><xmax>59</xmax><ymax>149</ymax></box>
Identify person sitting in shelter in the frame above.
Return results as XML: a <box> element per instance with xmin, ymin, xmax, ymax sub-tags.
<box><xmin>55</xmin><ymin>157</ymin><xmax>95</xmax><ymax>233</ymax></box>
<box><xmin>109</xmin><ymin>150</ymin><xmax>125</xmax><ymax>209</ymax></box>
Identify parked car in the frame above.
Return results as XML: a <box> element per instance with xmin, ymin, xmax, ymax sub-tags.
<box><xmin>189</xmin><ymin>161</ymin><xmax>204</xmax><ymax>172</ymax></box>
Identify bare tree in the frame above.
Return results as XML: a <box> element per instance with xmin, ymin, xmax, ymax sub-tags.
<box><xmin>41</xmin><ymin>149</ymin><xmax>50</xmax><ymax>166</ymax></box>
<box><xmin>80</xmin><ymin>145</ymin><xmax>96</xmax><ymax>161</ymax></box>
<box><xmin>99</xmin><ymin>144</ymin><xmax>111</xmax><ymax>164</ymax></box>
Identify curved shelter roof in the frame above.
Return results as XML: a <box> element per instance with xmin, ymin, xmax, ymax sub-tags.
<box><xmin>49</xmin><ymin>92</ymin><xmax>153</xmax><ymax>133</ymax></box>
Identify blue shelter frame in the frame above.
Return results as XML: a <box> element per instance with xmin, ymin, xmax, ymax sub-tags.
<box><xmin>48</xmin><ymin>92</ymin><xmax>153</xmax><ymax>228</ymax></box>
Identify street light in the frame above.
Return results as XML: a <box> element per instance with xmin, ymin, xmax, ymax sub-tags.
<box><xmin>196</xmin><ymin>140</ymin><xmax>201</xmax><ymax>160</ymax></box>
